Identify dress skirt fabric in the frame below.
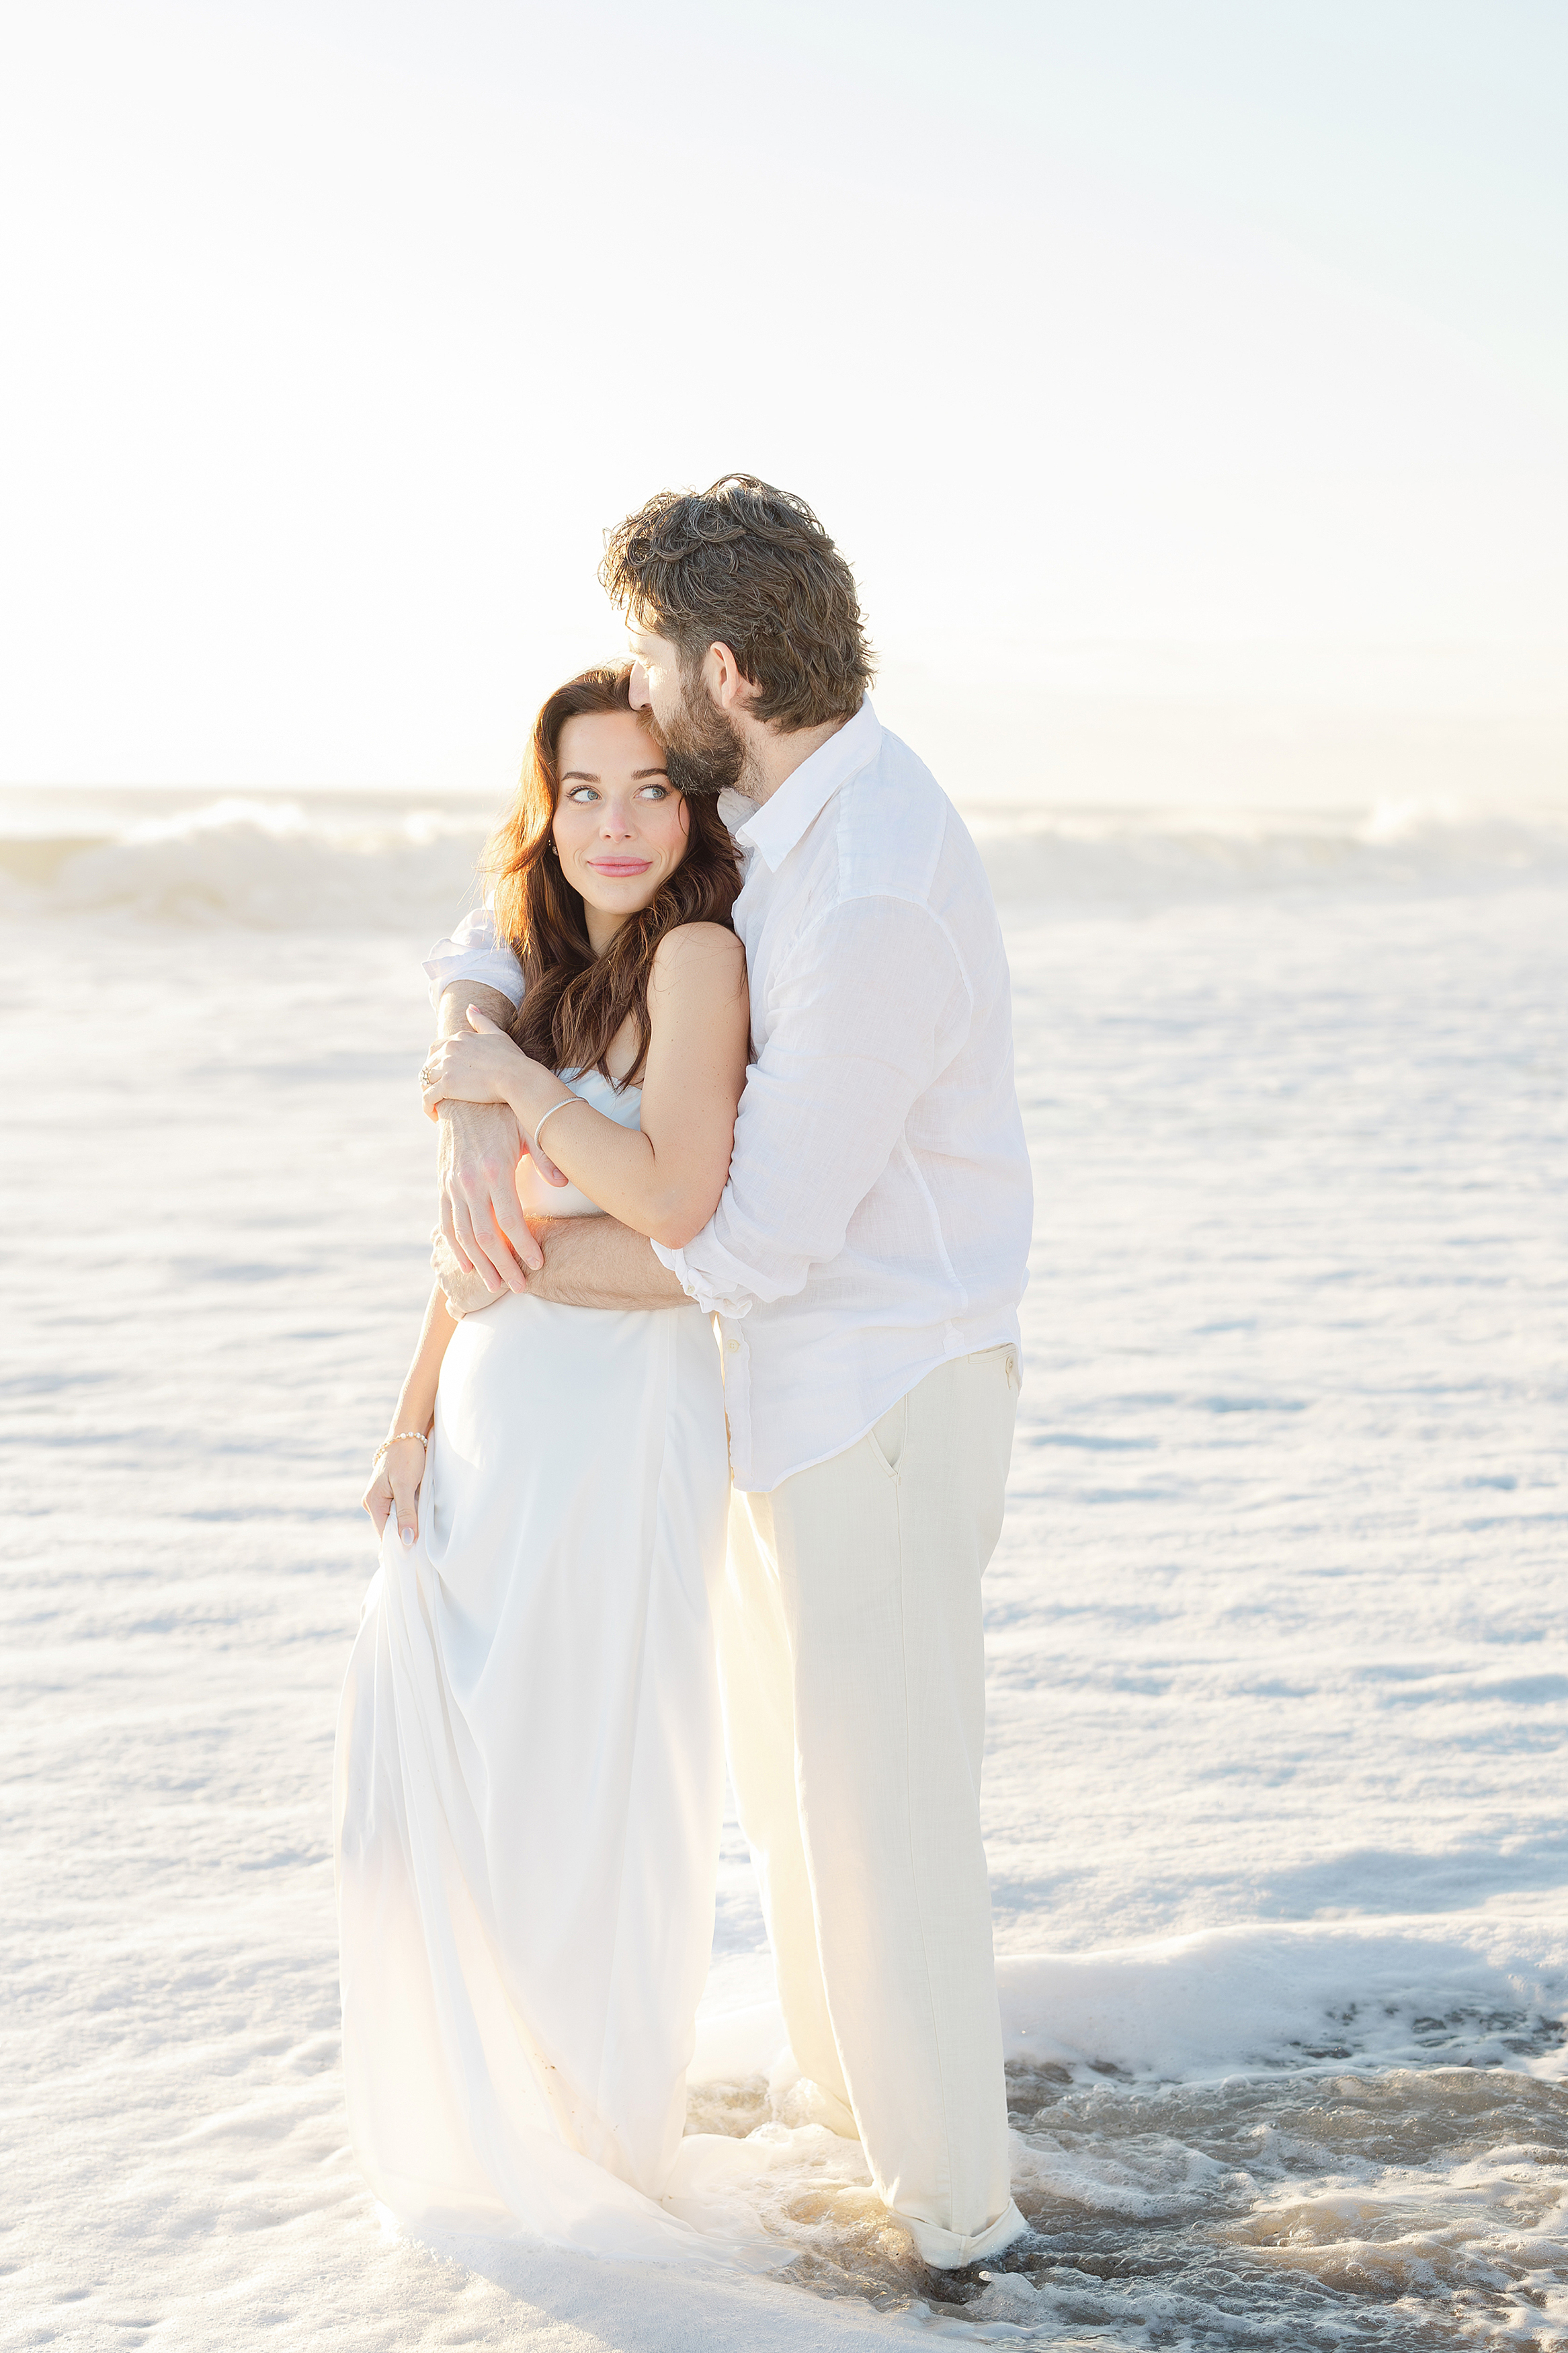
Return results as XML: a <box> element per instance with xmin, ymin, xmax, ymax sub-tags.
<box><xmin>334</xmin><ymin>1283</ymin><xmax>731</xmax><ymax>2260</ymax></box>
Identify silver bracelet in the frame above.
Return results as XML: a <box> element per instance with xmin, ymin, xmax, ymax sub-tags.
<box><xmin>532</xmin><ymin>1095</ymin><xmax>580</xmax><ymax>1152</ymax></box>
<box><xmin>373</xmin><ymin>1430</ymin><xmax>427</xmax><ymax>1472</ymax></box>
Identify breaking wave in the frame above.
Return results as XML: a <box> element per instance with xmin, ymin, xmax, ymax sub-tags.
<box><xmin>0</xmin><ymin>792</ymin><xmax>493</xmax><ymax>932</ymax></box>
<box><xmin>3</xmin><ymin>788</ymin><xmax>1567</xmax><ymax>932</ymax></box>
<box><xmin>964</xmin><ymin>797</ymin><xmax>1568</xmax><ymax>911</ymax></box>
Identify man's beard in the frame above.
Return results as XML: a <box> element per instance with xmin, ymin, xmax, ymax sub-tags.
<box><xmin>653</xmin><ymin>670</ymin><xmax>750</xmax><ymax>798</ymax></box>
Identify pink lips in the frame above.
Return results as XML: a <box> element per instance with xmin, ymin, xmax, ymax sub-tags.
<box><xmin>588</xmin><ymin>859</ymin><xmax>653</xmax><ymax>877</ymax></box>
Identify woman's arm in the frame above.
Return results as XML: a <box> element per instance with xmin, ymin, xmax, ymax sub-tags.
<box><xmin>359</xmin><ymin>1282</ymin><xmax>460</xmax><ymax>1548</ymax></box>
<box><xmin>421</xmin><ymin>924</ymin><xmax>749</xmax><ymax>1250</ymax></box>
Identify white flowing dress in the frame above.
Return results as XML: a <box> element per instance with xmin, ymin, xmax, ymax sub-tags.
<box><xmin>333</xmin><ymin>1068</ymin><xmax>733</xmax><ymax>2260</ymax></box>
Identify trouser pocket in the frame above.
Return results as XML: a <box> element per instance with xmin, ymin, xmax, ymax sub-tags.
<box><xmin>867</xmin><ymin>1393</ymin><xmax>908</xmax><ymax>1476</ymax></box>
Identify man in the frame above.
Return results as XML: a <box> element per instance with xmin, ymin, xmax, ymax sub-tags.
<box><xmin>426</xmin><ymin>476</ymin><xmax>1033</xmax><ymax>2268</ymax></box>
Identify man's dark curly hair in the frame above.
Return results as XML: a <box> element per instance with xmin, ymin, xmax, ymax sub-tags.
<box><xmin>600</xmin><ymin>475</ymin><xmax>874</xmax><ymax>731</ymax></box>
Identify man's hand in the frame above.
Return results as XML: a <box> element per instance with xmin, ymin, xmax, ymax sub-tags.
<box><xmin>437</xmin><ymin>1099</ymin><xmax>538</xmax><ymax>1291</ymax></box>
<box><xmin>429</xmin><ymin>983</ymin><xmax>547</xmax><ymax>1293</ymax></box>
<box><xmin>429</xmin><ymin>1223</ymin><xmax>500</xmax><ymax>1318</ymax></box>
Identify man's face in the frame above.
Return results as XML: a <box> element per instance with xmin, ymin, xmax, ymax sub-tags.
<box><xmin>626</xmin><ymin>618</ymin><xmax>747</xmax><ymax>797</ymax></box>
<box><xmin>625</xmin><ymin>623</ymin><xmax>682</xmax><ymax>734</ymax></box>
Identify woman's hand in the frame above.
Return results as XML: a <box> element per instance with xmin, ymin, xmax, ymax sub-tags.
<box><xmin>421</xmin><ymin>1006</ymin><xmax>540</xmax><ymax>1123</ymax></box>
<box><xmin>361</xmin><ymin>1435</ymin><xmax>427</xmax><ymax>1548</ymax></box>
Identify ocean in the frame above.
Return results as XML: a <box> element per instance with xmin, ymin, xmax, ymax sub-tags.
<box><xmin>4</xmin><ymin>785</ymin><xmax>1566</xmax><ymax>2349</ymax></box>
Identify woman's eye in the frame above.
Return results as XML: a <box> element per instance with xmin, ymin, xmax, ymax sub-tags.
<box><xmin>635</xmin><ymin>783</ymin><xmax>669</xmax><ymax>801</ymax></box>
<box><xmin>567</xmin><ymin>786</ymin><xmax>599</xmax><ymax>803</ymax></box>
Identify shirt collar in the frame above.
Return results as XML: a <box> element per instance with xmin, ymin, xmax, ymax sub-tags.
<box><xmin>734</xmin><ymin>697</ymin><xmax>882</xmax><ymax>872</ymax></box>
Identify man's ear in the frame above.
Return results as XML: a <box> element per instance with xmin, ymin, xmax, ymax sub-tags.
<box><xmin>702</xmin><ymin>641</ymin><xmax>758</xmax><ymax>715</ymax></box>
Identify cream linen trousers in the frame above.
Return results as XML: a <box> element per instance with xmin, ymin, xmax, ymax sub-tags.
<box><xmin>721</xmin><ymin>1342</ymin><xmax>1025</xmax><ymax>2268</ymax></box>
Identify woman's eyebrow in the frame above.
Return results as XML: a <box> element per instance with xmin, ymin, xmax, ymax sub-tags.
<box><xmin>559</xmin><ymin>764</ymin><xmax>669</xmax><ymax>783</ymax></box>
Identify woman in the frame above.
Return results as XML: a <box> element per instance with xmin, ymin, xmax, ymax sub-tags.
<box><xmin>336</xmin><ymin>666</ymin><xmax>750</xmax><ymax>2260</ymax></box>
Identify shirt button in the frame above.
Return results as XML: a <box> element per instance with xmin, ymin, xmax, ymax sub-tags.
<box><xmin>726</xmin><ymin>1339</ymin><xmax>739</xmax><ymax>1353</ymax></box>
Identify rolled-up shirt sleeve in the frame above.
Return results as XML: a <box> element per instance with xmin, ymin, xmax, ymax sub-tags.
<box><xmin>653</xmin><ymin>893</ymin><xmax>968</xmax><ymax>1317</ymax></box>
<box><xmin>423</xmin><ymin>907</ymin><xmax>525</xmax><ymax>1012</ymax></box>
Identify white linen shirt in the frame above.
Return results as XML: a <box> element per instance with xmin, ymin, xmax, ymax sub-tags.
<box><xmin>424</xmin><ymin>698</ymin><xmax>1032</xmax><ymax>1490</ymax></box>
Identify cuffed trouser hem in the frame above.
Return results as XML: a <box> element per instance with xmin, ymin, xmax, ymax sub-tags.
<box><xmin>905</xmin><ymin>2196</ymin><xmax>1029</xmax><ymax>2270</ymax></box>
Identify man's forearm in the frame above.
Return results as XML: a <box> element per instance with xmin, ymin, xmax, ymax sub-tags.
<box><xmin>526</xmin><ymin>1214</ymin><xmax>692</xmax><ymax>1310</ymax></box>
<box><xmin>438</xmin><ymin>981</ymin><xmax>515</xmax><ymax>1042</ymax></box>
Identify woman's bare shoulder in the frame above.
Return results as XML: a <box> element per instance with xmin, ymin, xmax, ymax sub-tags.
<box><xmin>649</xmin><ymin>922</ymin><xmax>746</xmax><ymax>988</ymax></box>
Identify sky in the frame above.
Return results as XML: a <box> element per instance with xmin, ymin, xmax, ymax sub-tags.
<box><xmin>1</xmin><ymin>0</ymin><xmax>1565</xmax><ymax>803</ymax></box>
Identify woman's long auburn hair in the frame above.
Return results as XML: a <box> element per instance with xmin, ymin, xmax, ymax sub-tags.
<box><xmin>483</xmin><ymin>665</ymin><xmax>743</xmax><ymax>1088</ymax></box>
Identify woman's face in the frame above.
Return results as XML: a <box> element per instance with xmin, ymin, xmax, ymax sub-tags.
<box><xmin>551</xmin><ymin>711</ymin><xmax>691</xmax><ymax>943</ymax></box>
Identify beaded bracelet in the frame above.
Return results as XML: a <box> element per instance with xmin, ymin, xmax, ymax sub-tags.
<box><xmin>373</xmin><ymin>1430</ymin><xmax>427</xmax><ymax>1472</ymax></box>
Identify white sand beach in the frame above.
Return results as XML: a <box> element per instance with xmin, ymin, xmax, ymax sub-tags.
<box><xmin>4</xmin><ymin>791</ymin><xmax>1567</xmax><ymax>2348</ymax></box>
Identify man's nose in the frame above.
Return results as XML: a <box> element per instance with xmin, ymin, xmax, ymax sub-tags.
<box><xmin>628</xmin><ymin>660</ymin><xmax>651</xmax><ymax>709</ymax></box>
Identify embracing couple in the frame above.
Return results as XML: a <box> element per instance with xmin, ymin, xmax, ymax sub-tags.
<box><xmin>336</xmin><ymin>476</ymin><xmax>1034</xmax><ymax>2273</ymax></box>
